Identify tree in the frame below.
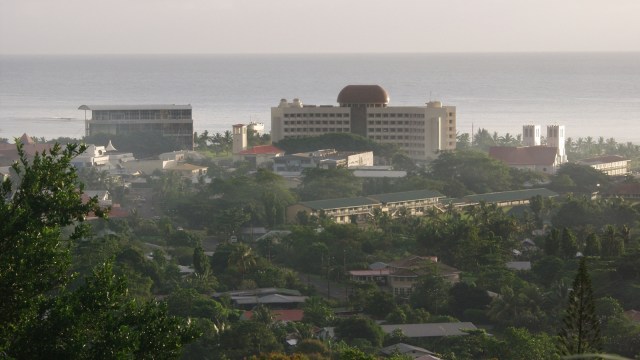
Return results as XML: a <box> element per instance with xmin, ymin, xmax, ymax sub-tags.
<box><xmin>601</xmin><ymin>225</ymin><xmax>624</xmax><ymax>258</ymax></box>
<box><xmin>218</xmin><ymin>320</ymin><xmax>282</xmax><ymax>358</ymax></box>
<box><xmin>302</xmin><ymin>296</ymin><xmax>334</xmax><ymax>327</ymax></box>
<box><xmin>410</xmin><ymin>274</ymin><xmax>451</xmax><ymax>315</ymax></box>
<box><xmin>193</xmin><ymin>245</ymin><xmax>211</xmax><ymax>276</ymax></box>
<box><xmin>0</xmin><ymin>142</ymin><xmax>197</xmax><ymax>357</ymax></box>
<box><xmin>561</xmin><ymin>227</ymin><xmax>579</xmax><ymax>259</ymax></box>
<box><xmin>584</xmin><ymin>233</ymin><xmax>601</xmax><ymax>257</ymax></box>
<box><xmin>228</xmin><ymin>243</ymin><xmax>257</xmax><ymax>281</ymax></box>
<box><xmin>10</xmin><ymin>261</ymin><xmax>199</xmax><ymax>359</ymax></box>
<box><xmin>449</xmin><ymin>282</ymin><xmax>492</xmax><ymax>318</ymax></box>
<box><xmin>334</xmin><ymin>316</ymin><xmax>384</xmax><ymax>347</ymax></box>
<box><xmin>558</xmin><ymin>258</ymin><xmax>601</xmax><ymax>355</ymax></box>
<box><xmin>428</xmin><ymin>150</ymin><xmax>514</xmax><ymax>196</ymax></box>
<box><xmin>363</xmin><ymin>290</ymin><xmax>397</xmax><ymax>319</ymax></box>
<box><xmin>1</xmin><ymin>143</ymin><xmax>103</xmax><ymax>345</ymax></box>
<box><xmin>298</xmin><ymin>168</ymin><xmax>363</xmax><ymax>201</ymax></box>
<box><xmin>544</xmin><ymin>228</ymin><xmax>561</xmax><ymax>256</ymax></box>
<box><xmin>552</xmin><ymin>163</ymin><xmax>610</xmax><ymax>194</ymax></box>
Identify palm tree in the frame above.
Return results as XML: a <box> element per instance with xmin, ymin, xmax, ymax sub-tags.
<box><xmin>223</xmin><ymin>130</ymin><xmax>233</xmax><ymax>154</ymax></box>
<box><xmin>212</xmin><ymin>132</ymin><xmax>223</xmax><ymax>155</ymax></box>
<box><xmin>228</xmin><ymin>243</ymin><xmax>257</xmax><ymax>281</ymax></box>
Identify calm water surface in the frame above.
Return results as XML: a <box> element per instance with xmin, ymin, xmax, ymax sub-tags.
<box><xmin>0</xmin><ymin>53</ymin><xmax>638</xmax><ymax>143</ymax></box>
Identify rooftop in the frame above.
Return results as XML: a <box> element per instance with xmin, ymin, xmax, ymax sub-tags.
<box><xmin>380</xmin><ymin>322</ymin><xmax>477</xmax><ymax>338</ymax></box>
<box><xmin>238</xmin><ymin>145</ymin><xmax>284</xmax><ymax>155</ymax></box>
<box><xmin>297</xmin><ymin>189</ymin><xmax>445</xmax><ymax>211</ymax></box>
<box><xmin>300</xmin><ymin>197</ymin><xmax>380</xmax><ymax>210</ymax></box>
<box><xmin>577</xmin><ymin>155</ymin><xmax>629</xmax><ymax>164</ymax></box>
<box><xmin>337</xmin><ymin>85</ymin><xmax>390</xmax><ymax>105</ymax></box>
<box><xmin>460</xmin><ymin>188</ymin><xmax>558</xmax><ymax>204</ymax></box>
<box><xmin>369</xmin><ymin>189</ymin><xmax>445</xmax><ymax>204</ymax></box>
<box><xmin>489</xmin><ymin>146</ymin><xmax>558</xmax><ymax>166</ymax></box>
<box><xmin>78</xmin><ymin>104</ymin><xmax>192</xmax><ymax>111</ymax></box>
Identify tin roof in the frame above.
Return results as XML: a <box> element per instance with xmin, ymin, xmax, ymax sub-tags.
<box><xmin>489</xmin><ymin>146</ymin><xmax>558</xmax><ymax>166</ymax></box>
<box><xmin>461</xmin><ymin>188</ymin><xmax>558</xmax><ymax>204</ymax></box>
<box><xmin>238</xmin><ymin>145</ymin><xmax>284</xmax><ymax>155</ymax></box>
<box><xmin>78</xmin><ymin>104</ymin><xmax>192</xmax><ymax>111</ymax></box>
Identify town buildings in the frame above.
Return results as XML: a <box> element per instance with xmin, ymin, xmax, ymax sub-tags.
<box><xmin>577</xmin><ymin>155</ymin><xmax>631</xmax><ymax>176</ymax></box>
<box><xmin>79</xmin><ymin>104</ymin><xmax>194</xmax><ymax>150</ymax></box>
<box><xmin>287</xmin><ymin>189</ymin><xmax>445</xmax><ymax>224</ymax></box>
<box><xmin>273</xmin><ymin>149</ymin><xmax>374</xmax><ymax>176</ymax></box>
<box><xmin>232</xmin><ymin>123</ymin><xmax>285</xmax><ymax>167</ymax></box>
<box><xmin>271</xmin><ymin>85</ymin><xmax>456</xmax><ymax>161</ymax></box>
<box><xmin>348</xmin><ymin>255</ymin><xmax>461</xmax><ymax>298</ymax></box>
<box><xmin>489</xmin><ymin>124</ymin><xmax>568</xmax><ymax>174</ymax></box>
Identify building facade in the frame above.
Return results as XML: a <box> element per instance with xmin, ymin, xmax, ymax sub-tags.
<box><xmin>286</xmin><ymin>189</ymin><xmax>445</xmax><ymax>224</ymax></box>
<box><xmin>271</xmin><ymin>85</ymin><xmax>456</xmax><ymax>161</ymax></box>
<box><xmin>79</xmin><ymin>105</ymin><xmax>194</xmax><ymax>150</ymax></box>
<box><xmin>489</xmin><ymin>124</ymin><xmax>568</xmax><ymax>174</ymax></box>
<box><xmin>577</xmin><ymin>155</ymin><xmax>630</xmax><ymax>176</ymax></box>
<box><xmin>273</xmin><ymin>149</ymin><xmax>374</xmax><ymax>176</ymax></box>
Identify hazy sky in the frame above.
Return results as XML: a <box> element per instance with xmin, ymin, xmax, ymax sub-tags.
<box><xmin>1</xmin><ymin>0</ymin><xmax>639</xmax><ymax>54</ymax></box>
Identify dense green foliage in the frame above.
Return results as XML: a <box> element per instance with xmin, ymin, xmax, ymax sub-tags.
<box><xmin>6</xmin><ymin>129</ymin><xmax>640</xmax><ymax>359</ymax></box>
<box><xmin>0</xmin><ymin>143</ymin><xmax>197</xmax><ymax>358</ymax></box>
<box><xmin>558</xmin><ymin>258</ymin><xmax>601</xmax><ymax>355</ymax></box>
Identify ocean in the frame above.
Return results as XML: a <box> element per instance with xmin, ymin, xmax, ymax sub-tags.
<box><xmin>0</xmin><ymin>53</ymin><xmax>639</xmax><ymax>143</ymax></box>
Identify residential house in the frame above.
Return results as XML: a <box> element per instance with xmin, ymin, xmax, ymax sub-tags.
<box><xmin>386</xmin><ymin>256</ymin><xmax>460</xmax><ymax>297</ymax></box>
<box><xmin>213</xmin><ymin>288</ymin><xmax>308</xmax><ymax>310</ymax></box>
<box><xmin>349</xmin><ymin>256</ymin><xmax>460</xmax><ymax>298</ymax></box>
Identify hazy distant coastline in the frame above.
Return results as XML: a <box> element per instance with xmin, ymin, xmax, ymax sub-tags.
<box><xmin>1</xmin><ymin>53</ymin><xmax>639</xmax><ymax>143</ymax></box>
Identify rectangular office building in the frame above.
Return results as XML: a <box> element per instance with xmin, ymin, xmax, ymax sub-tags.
<box><xmin>79</xmin><ymin>104</ymin><xmax>194</xmax><ymax>150</ymax></box>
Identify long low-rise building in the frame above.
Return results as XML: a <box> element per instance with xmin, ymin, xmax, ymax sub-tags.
<box><xmin>287</xmin><ymin>189</ymin><xmax>445</xmax><ymax>224</ymax></box>
<box><xmin>576</xmin><ymin>155</ymin><xmax>630</xmax><ymax>176</ymax></box>
<box><xmin>456</xmin><ymin>188</ymin><xmax>558</xmax><ymax>207</ymax></box>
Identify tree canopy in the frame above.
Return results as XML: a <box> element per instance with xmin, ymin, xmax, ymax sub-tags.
<box><xmin>0</xmin><ymin>142</ymin><xmax>197</xmax><ymax>358</ymax></box>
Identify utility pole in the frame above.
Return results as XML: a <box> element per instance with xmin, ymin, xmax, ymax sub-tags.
<box><xmin>327</xmin><ymin>255</ymin><xmax>331</xmax><ymax>300</ymax></box>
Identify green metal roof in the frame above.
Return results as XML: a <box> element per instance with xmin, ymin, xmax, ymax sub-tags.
<box><xmin>461</xmin><ymin>188</ymin><xmax>558</xmax><ymax>204</ymax></box>
<box><xmin>298</xmin><ymin>189</ymin><xmax>445</xmax><ymax>210</ymax></box>
<box><xmin>300</xmin><ymin>197</ymin><xmax>379</xmax><ymax>210</ymax></box>
<box><xmin>369</xmin><ymin>189</ymin><xmax>445</xmax><ymax>204</ymax></box>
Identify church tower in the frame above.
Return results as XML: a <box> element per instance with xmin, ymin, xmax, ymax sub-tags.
<box><xmin>522</xmin><ymin>125</ymin><xmax>541</xmax><ymax>146</ymax></box>
<box><xmin>547</xmin><ymin>125</ymin><xmax>567</xmax><ymax>163</ymax></box>
<box><xmin>232</xmin><ymin>124</ymin><xmax>247</xmax><ymax>154</ymax></box>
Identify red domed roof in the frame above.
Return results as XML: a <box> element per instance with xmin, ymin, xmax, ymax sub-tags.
<box><xmin>337</xmin><ymin>85</ymin><xmax>389</xmax><ymax>105</ymax></box>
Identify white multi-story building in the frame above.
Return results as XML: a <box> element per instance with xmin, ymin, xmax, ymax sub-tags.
<box><xmin>271</xmin><ymin>85</ymin><xmax>456</xmax><ymax>161</ymax></box>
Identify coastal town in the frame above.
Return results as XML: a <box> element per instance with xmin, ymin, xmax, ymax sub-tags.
<box><xmin>2</xmin><ymin>83</ymin><xmax>640</xmax><ymax>359</ymax></box>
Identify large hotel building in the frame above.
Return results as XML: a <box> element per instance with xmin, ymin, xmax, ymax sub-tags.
<box><xmin>271</xmin><ymin>85</ymin><xmax>456</xmax><ymax>161</ymax></box>
<box><xmin>79</xmin><ymin>104</ymin><xmax>194</xmax><ymax>150</ymax></box>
